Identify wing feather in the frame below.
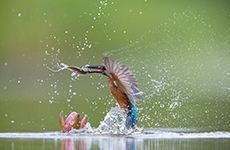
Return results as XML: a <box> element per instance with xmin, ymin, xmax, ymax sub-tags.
<box><xmin>103</xmin><ymin>57</ymin><xmax>141</xmax><ymax>104</ymax></box>
<box><xmin>121</xmin><ymin>65</ymin><xmax>141</xmax><ymax>101</ymax></box>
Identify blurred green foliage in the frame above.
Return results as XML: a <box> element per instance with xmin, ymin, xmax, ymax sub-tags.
<box><xmin>0</xmin><ymin>0</ymin><xmax>230</xmax><ymax>132</ymax></box>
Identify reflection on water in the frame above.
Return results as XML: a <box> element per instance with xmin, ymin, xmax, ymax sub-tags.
<box><xmin>0</xmin><ymin>131</ymin><xmax>230</xmax><ymax>150</ymax></box>
<box><xmin>60</xmin><ymin>139</ymin><xmax>86</xmax><ymax>150</ymax></box>
<box><xmin>59</xmin><ymin>137</ymin><xmax>137</xmax><ymax>150</ymax></box>
<box><xmin>1</xmin><ymin>137</ymin><xmax>230</xmax><ymax>150</ymax></box>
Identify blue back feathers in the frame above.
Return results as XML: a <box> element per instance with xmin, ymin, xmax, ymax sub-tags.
<box><xmin>126</xmin><ymin>104</ymin><xmax>138</xmax><ymax>129</ymax></box>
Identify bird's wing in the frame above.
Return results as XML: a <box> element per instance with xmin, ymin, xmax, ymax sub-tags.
<box><xmin>121</xmin><ymin>65</ymin><xmax>141</xmax><ymax>102</ymax></box>
<box><xmin>103</xmin><ymin>57</ymin><xmax>137</xmax><ymax>104</ymax></box>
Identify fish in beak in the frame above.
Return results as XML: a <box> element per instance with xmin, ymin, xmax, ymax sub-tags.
<box><xmin>59</xmin><ymin>111</ymin><xmax>88</xmax><ymax>133</ymax></box>
<box><xmin>53</xmin><ymin>63</ymin><xmax>106</xmax><ymax>76</ymax></box>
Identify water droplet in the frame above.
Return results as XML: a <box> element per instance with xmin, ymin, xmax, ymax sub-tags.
<box><xmin>18</xmin><ymin>13</ymin><xmax>21</xmax><ymax>17</ymax></box>
<box><xmin>4</xmin><ymin>62</ymin><xmax>7</xmax><ymax>66</ymax></box>
<box><xmin>11</xmin><ymin>120</ymin><xmax>14</xmax><ymax>123</ymax></box>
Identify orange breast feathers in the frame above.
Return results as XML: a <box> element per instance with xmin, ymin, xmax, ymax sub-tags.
<box><xmin>107</xmin><ymin>78</ymin><xmax>130</xmax><ymax>114</ymax></box>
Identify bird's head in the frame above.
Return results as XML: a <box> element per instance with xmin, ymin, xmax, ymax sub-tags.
<box><xmin>86</xmin><ymin>64</ymin><xmax>107</xmax><ymax>76</ymax></box>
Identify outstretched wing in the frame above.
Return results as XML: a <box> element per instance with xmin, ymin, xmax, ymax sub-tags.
<box><xmin>121</xmin><ymin>65</ymin><xmax>141</xmax><ymax>102</ymax></box>
<box><xmin>103</xmin><ymin>57</ymin><xmax>140</xmax><ymax>104</ymax></box>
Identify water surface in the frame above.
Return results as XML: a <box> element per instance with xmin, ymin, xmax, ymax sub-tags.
<box><xmin>1</xmin><ymin>129</ymin><xmax>230</xmax><ymax>150</ymax></box>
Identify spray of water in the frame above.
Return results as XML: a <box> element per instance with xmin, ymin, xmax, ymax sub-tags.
<box><xmin>102</xmin><ymin>9</ymin><xmax>230</xmax><ymax>130</ymax></box>
<box><xmin>43</xmin><ymin>4</ymin><xmax>230</xmax><ymax>132</ymax></box>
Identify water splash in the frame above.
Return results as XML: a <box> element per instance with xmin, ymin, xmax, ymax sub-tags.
<box><xmin>102</xmin><ymin>9</ymin><xmax>230</xmax><ymax>130</ymax></box>
<box><xmin>95</xmin><ymin>107</ymin><xmax>128</xmax><ymax>133</ymax></box>
<box><xmin>68</xmin><ymin>107</ymin><xmax>143</xmax><ymax>135</ymax></box>
<box><xmin>43</xmin><ymin>5</ymin><xmax>230</xmax><ymax>131</ymax></box>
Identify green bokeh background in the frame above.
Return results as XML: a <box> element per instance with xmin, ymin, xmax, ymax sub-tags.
<box><xmin>0</xmin><ymin>0</ymin><xmax>230</xmax><ymax>132</ymax></box>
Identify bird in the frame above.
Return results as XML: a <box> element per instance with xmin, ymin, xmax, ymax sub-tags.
<box><xmin>58</xmin><ymin>57</ymin><xmax>141</xmax><ymax>129</ymax></box>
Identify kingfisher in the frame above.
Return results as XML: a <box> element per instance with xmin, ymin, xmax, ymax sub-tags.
<box><xmin>57</xmin><ymin>57</ymin><xmax>141</xmax><ymax>129</ymax></box>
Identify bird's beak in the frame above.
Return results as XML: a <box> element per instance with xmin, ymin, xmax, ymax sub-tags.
<box><xmin>86</xmin><ymin>64</ymin><xmax>105</xmax><ymax>73</ymax></box>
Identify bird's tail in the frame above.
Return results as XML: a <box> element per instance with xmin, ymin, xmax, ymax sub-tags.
<box><xmin>126</xmin><ymin>104</ymin><xmax>138</xmax><ymax>129</ymax></box>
